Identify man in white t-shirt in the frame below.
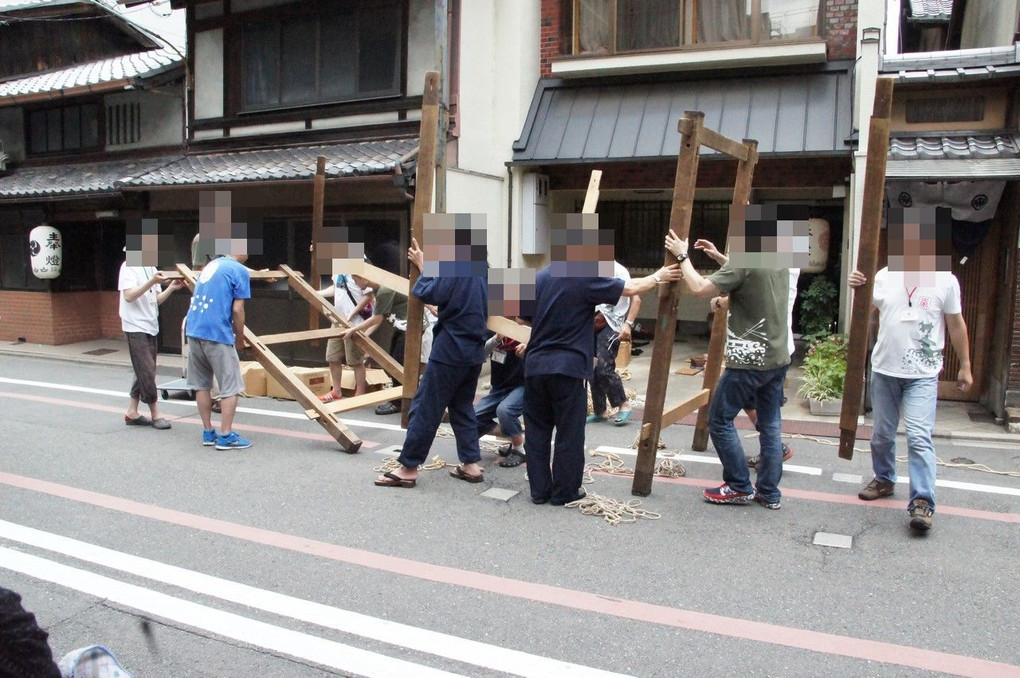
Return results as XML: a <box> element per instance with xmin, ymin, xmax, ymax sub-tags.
<box><xmin>588</xmin><ymin>261</ymin><xmax>642</xmax><ymax>425</ymax></box>
<box><xmin>119</xmin><ymin>248</ymin><xmax>183</xmax><ymax>430</ymax></box>
<box><xmin>848</xmin><ymin>206</ymin><xmax>972</xmax><ymax>532</ymax></box>
<box><xmin>318</xmin><ymin>272</ymin><xmax>374</xmax><ymax>402</ymax></box>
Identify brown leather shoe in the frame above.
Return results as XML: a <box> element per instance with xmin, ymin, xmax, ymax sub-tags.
<box><xmin>858</xmin><ymin>478</ymin><xmax>895</xmax><ymax>501</ymax></box>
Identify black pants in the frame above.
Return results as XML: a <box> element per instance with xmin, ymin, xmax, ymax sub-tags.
<box><xmin>126</xmin><ymin>332</ymin><xmax>158</xmax><ymax>405</ymax></box>
<box><xmin>523</xmin><ymin>374</ymin><xmax>587</xmax><ymax>503</ymax></box>
<box><xmin>387</xmin><ymin>330</ymin><xmax>406</xmax><ymax>406</ymax></box>
<box><xmin>591</xmin><ymin>326</ymin><xmax>626</xmax><ymax>415</ymax></box>
<box><xmin>399</xmin><ymin>361</ymin><xmax>482</xmax><ymax>468</ymax></box>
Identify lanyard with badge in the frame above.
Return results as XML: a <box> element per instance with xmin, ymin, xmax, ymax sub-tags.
<box><xmin>901</xmin><ymin>286</ymin><xmax>919</xmax><ymax>322</ymax></box>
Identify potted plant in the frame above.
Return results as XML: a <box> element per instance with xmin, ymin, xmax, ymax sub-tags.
<box><xmin>797</xmin><ymin>334</ymin><xmax>847</xmax><ymax>415</ymax></box>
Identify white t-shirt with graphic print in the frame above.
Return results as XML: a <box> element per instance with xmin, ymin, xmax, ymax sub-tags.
<box><xmin>870</xmin><ymin>267</ymin><xmax>962</xmax><ymax>378</ymax></box>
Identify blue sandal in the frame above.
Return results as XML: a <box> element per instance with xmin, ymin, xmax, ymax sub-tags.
<box><xmin>613</xmin><ymin>410</ymin><xmax>633</xmax><ymax>426</ymax></box>
<box><xmin>585</xmin><ymin>414</ymin><xmax>607</xmax><ymax>424</ymax></box>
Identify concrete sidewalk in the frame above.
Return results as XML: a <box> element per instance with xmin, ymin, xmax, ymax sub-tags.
<box><xmin>0</xmin><ymin>334</ymin><xmax>1015</xmax><ymax>443</ymax></box>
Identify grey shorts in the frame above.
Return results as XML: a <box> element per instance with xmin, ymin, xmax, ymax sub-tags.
<box><xmin>188</xmin><ymin>338</ymin><xmax>244</xmax><ymax>397</ymax></box>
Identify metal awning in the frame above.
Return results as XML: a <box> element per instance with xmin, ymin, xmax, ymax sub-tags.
<box><xmin>511</xmin><ymin>67</ymin><xmax>853</xmax><ymax>166</ymax></box>
<box><xmin>886</xmin><ymin>134</ymin><xmax>1020</xmax><ymax>179</ymax></box>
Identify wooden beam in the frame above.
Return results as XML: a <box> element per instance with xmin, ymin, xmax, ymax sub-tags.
<box><xmin>581</xmin><ymin>170</ymin><xmax>602</xmax><ymax>214</ymax></box>
<box><xmin>259</xmin><ymin>327</ymin><xmax>346</xmax><ymax>346</ymax></box>
<box><xmin>401</xmin><ymin>70</ymin><xmax>441</xmax><ymax>428</ymax></box>
<box><xmin>661</xmin><ymin>389</ymin><xmax>710</xmax><ymax>429</ymax></box>
<box><xmin>174</xmin><ymin>263</ymin><xmax>364</xmax><ymax>453</ymax></box>
<box><xmin>162</xmin><ymin>270</ymin><xmax>286</xmax><ymax>281</ymax></box>
<box><xmin>632</xmin><ymin>112</ymin><xmax>704</xmax><ymax>497</ymax></box>
<box><xmin>305</xmin><ymin>386</ymin><xmax>404</xmax><ymax>418</ymax></box>
<box><xmin>279</xmin><ymin>264</ymin><xmax>404</xmax><ymax>384</ymax></box>
<box><xmin>691</xmin><ymin>306</ymin><xmax>728</xmax><ymax>450</ymax></box>
<box><xmin>692</xmin><ymin>138</ymin><xmax>758</xmax><ymax>450</ymax></box>
<box><xmin>343</xmin><ymin>260</ymin><xmax>411</xmax><ymax>297</ymax></box>
<box><xmin>309</xmin><ymin>155</ymin><xmax>326</xmax><ymax>334</ymax></box>
<box><xmin>679</xmin><ymin>118</ymin><xmax>750</xmax><ymax>162</ymax></box>
<box><xmin>486</xmin><ymin>315</ymin><xmax>531</xmax><ymax>346</ymax></box>
<box><xmin>839</xmin><ymin>78</ymin><xmax>895</xmax><ymax>460</ymax></box>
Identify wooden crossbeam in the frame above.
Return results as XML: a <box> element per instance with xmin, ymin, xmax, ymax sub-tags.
<box><xmin>581</xmin><ymin>170</ymin><xmax>602</xmax><ymax>214</ymax></box>
<box><xmin>279</xmin><ymin>264</ymin><xmax>404</xmax><ymax>384</ymax></box>
<box><xmin>174</xmin><ymin>263</ymin><xmax>364</xmax><ymax>453</ymax></box>
<box><xmin>259</xmin><ymin>327</ymin><xmax>346</xmax><ymax>346</ymax></box>
<box><xmin>679</xmin><ymin>118</ymin><xmax>750</xmax><ymax>162</ymax></box>
<box><xmin>839</xmin><ymin>78</ymin><xmax>894</xmax><ymax>460</ymax></box>
<box><xmin>163</xmin><ymin>270</ymin><xmax>286</xmax><ymax>281</ymax></box>
<box><xmin>486</xmin><ymin>315</ymin><xmax>530</xmax><ymax>346</ymax></box>
<box><xmin>305</xmin><ymin>386</ymin><xmax>404</xmax><ymax>419</ymax></box>
<box><xmin>661</xmin><ymin>389</ymin><xmax>710</xmax><ymax>429</ymax></box>
<box><xmin>309</xmin><ymin>155</ymin><xmax>326</xmax><ymax>334</ymax></box>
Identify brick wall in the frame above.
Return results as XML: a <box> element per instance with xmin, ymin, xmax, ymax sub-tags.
<box><xmin>0</xmin><ymin>291</ymin><xmax>121</xmax><ymax>345</ymax></box>
<box><xmin>825</xmin><ymin>0</ymin><xmax>858</xmax><ymax>60</ymax></box>
<box><xmin>539</xmin><ymin>0</ymin><xmax>858</xmax><ymax>76</ymax></box>
<box><xmin>548</xmin><ymin>157</ymin><xmax>851</xmax><ymax>191</ymax></box>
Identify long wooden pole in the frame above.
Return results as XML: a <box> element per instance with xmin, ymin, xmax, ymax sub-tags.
<box><xmin>839</xmin><ymin>78</ymin><xmax>894</xmax><ymax>460</ymax></box>
<box><xmin>308</xmin><ymin>156</ymin><xmax>326</xmax><ymax>334</ymax></box>
<box><xmin>691</xmin><ymin>139</ymin><xmax>758</xmax><ymax>451</ymax></box>
<box><xmin>400</xmin><ymin>71</ymin><xmax>441</xmax><ymax>428</ymax></box>
<box><xmin>631</xmin><ymin>112</ymin><xmax>703</xmax><ymax>497</ymax></box>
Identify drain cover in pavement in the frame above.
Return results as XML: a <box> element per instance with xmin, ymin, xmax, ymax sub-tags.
<box><xmin>813</xmin><ymin>532</ymin><xmax>852</xmax><ymax>549</ymax></box>
<box><xmin>82</xmin><ymin>348</ymin><xmax>118</xmax><ymax>356</ymax></box>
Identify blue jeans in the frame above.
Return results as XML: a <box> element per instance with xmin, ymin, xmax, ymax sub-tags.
<box><xmin>475</xmin><ymin>385</ymin><xmax>525</xmax><ymax>438</ymax></box>
<box><xmin>869</xmin><ymin>370</ymin><xmax>938</xmax><ymax>511</ymax></box>
<box><xmin>708</xmin><ymin>365</ymin><xmax>788</xmax><ymax>502</ymax></box>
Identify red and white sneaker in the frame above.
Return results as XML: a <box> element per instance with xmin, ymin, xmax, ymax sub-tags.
<box><xmin>703</xmin><ymin>484</ymin><xmax>754</xmax><ymax>505</ymax></box>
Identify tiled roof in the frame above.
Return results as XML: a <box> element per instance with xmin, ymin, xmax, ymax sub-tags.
<box><xmin>888</xmin><ymin>135</ymin><xmax>1020</xmax><ymax>160</ymax></box>
<box><xmin>0</xmin><ymin>0</ymin><xmax>80</xmax><ymax>10</ymax></box>
<box><xmin>0</xmin><ymin>155</ymin><xmax>178</xmax><ymax>199</ymax></box>
<box><xmin>125</xmin><ymin>139</ymin><xmax>419</xmax><ymax>187</ymax></box>
<box><xmin>907</xmin><ymin>0</ymin><xmax>953</xmax><ymax>21</ymax></box>
<box><xmin>0</xmin><ymin>47</ymin><xmax>181</xmax><ymax>101</ymax></box>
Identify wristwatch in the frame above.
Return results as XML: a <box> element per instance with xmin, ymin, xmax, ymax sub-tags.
<box><xmin>676</xmin><ymin>252</ymin><xmax>689</xmax><ymax>264</ymax></box>
<box><xmin>624</xmin><ymin>320</ymin><xmax>634</xmax><ymax>327</ymax></box>
<box><xmin>653</xmin><ymin>272</ymin><xmax>662</xmax><ymax>283</ymax></box>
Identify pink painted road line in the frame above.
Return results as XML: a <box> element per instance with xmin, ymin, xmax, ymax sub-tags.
<box><xmin>625</xmin><ymin>474</ymin><xmax>1020</xmax><ymax>524</ymax></box>
<box><xmin>0</xmin><ymin>471</ymin><xmax>1016</xmax><ymax>677</ymax></box>
<box><xmin>0</xmin><ymin>391</ymin><xmax>377</xmax><ymax>449</ymax></box>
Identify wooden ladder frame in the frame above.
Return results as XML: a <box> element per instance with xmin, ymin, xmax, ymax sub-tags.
<box><xmin>631</xmin><ymin>111</ymin><xmax>759</xmax><ymax>497</ymax></box>
<box><xmin>173</xmin><ymin>264</ymin><xmax>408</xmax><ymax>453</ymax></box>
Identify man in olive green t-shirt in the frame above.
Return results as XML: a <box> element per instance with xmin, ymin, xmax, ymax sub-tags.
<box><xmin>666</xmin><ymin>230</ymin><xmax>792</xmax><ymax>510</ymax></box>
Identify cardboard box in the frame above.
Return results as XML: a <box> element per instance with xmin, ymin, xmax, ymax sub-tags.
<box><xmin>239</xmin><ymin>361</ymin><xmax>267</xmax><ymax>397</ymax></box>
<box><xmin>340</xmin><ymin>368</ymin><xmax>392</xmax><ymax>396</ymax></box>
<box><xmin>267</xmin><ymin>366</ymin><xmax>332</xmax><ymax>400</ymax></box>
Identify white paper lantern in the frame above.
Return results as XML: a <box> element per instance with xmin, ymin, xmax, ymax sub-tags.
<box><xmin>803</xmin><ymin>218</ymin><xmax>830</xmax><ymax>274</ymax></box>
<box><xmin>29</xmin><ymin>224</ymin><xmax>62</xmax><ymax>279</ymax></box>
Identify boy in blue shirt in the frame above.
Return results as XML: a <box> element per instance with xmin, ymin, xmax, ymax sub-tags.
<box><xmin>186</xmin><ymin>251</ymin><xmax>252</xmax><ymax>450</ymax></box>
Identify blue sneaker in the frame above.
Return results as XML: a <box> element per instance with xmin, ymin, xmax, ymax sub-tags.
<box><xmin>202</xmin><ymin>429</ymin><xmax>216</xmax><ymax>446</ymax></box>
<box><xmin>215</xmin><ymin>431</ymin><xmax>252</xmax><ymax>450</ymax></box>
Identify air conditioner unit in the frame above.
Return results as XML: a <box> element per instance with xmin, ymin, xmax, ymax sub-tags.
<box><xmin>521</xmin><ymin>173</ymin><xmax>549</xmax><ymax>255</ymax></box>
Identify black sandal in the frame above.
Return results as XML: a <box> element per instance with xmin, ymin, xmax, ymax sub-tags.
<box><xmin>498</xmin><ymin>450</ymin><xmax>526</xmax><ymax>468</ymax></box>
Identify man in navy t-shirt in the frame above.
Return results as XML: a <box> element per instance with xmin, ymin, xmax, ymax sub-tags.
<box><xmin>186</xmin><ymin>252</ymin><xmax>252</xmax><ymax>450</ymax></box>
<box><xmin>374</xmin><ymin>237</ymin><xmax>488</xmax><ymax>488</ymax></box>
<box><xmin>523</xmin><ymin>246</ymin><xmax>683</xmax><ymax>506</ymax></box>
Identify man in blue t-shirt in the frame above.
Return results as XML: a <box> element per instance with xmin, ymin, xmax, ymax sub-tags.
<box><xmin>186</xmin><ymin>252</ymin><xmax>252</xmax><ymax>450</ymax></box>
<box><xmin>523</xmin><ymin>255</ymin><xmax>682</xmax><ymax>506</ymax></box>
<box><xmin>374</xmin><ymin>237</ymin><xmax>488</xmax><ymax>488</ymax></box>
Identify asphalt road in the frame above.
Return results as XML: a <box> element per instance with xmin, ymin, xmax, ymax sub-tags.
<box><xmin>1</xmin><ymin>354</ymin><xmax>1018</xmax><ymax>677</ymax></box>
